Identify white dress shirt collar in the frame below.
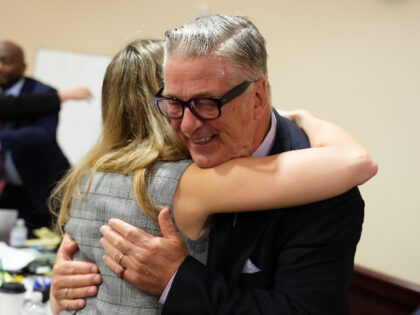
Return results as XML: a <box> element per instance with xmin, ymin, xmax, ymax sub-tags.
<box><xmin>2</xmin><ymin>77</ymin><xmax>25</xmax><ymax>96</ymax></box>
<box><xmin>251</xmin><ymin>111</ymin><xmax>277</xmax><ymax>158</ymax></box>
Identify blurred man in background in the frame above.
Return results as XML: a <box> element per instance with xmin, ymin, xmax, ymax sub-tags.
<box><xmin>0</xmin><ymin>40</ymin><xmax>70</xmax><ymax>235</ymax></box>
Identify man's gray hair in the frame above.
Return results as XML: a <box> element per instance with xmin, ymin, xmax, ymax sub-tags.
<box><xmin>164</xmin><ymin>15</ymin><xmax>268</xmax><ymax>82</ymax></box>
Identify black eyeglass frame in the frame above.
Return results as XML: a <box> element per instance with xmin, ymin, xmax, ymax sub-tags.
<box><xmin>152</xmin><ymin>80</ymin><xmax>254</xmax><ymax>121</ymax></box>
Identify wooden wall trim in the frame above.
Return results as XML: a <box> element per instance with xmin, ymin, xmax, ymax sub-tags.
<box><xmin>350</xmin><ymin>265</ymin><xmax>420</xmax><ymax>314</ymax></box>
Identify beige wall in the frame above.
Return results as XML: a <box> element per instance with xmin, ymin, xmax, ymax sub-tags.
<box><xmin>2</xmin><ymin>0</ymin><xmax>419</xmax><ymax>284</ymax></box>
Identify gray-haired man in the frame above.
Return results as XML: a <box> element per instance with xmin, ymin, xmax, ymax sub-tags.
<box><xmin>52</xmin><ymin>15</ymin><xmax>365</xmax><ymax>314</ymax></box>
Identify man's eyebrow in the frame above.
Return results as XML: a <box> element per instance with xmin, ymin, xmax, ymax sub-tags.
<box><xmin>162</xmin><ymin>90</ymin><xmax>220</xmax><ymax>100</ymax></box>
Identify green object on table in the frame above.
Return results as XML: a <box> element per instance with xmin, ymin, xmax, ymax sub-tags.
<box><xmin>25</xmin><ymin>227</ymin><xmax>62</xmax><ymax>250</ymax></box>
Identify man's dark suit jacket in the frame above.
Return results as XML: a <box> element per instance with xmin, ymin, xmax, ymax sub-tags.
<box><xmin>163</xmin><ymin>110</ymin><xmax>364</xmax><ymax>314</ymax></box>
<box><xmin>0</xmin><ymin>93</ymin><xmax>60</xmax><ymax>122</ymax></box>
<box><xmin>0</xmin><ymin>77</ymin><xmax>70</xmax><ymax>231</ymax></box>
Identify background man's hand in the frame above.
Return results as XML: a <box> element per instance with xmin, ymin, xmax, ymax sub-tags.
<box><xmin>100</xmin><ymin>208</ymin><xmax>188</xmax><ymax>296</ymax></box>
<box><xmin>58</xmin><ymin>87</ymin><xmax>92</xmax><ymax>102</ymax></box>
<box><xmin>50</xmin><ymin>234</ymin><xmax>102</xmax><ymax>314</ymax></box>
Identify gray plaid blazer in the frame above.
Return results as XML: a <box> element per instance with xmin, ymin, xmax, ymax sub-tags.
<box><xmin>63</xmin><ymin>160</ymin><xmax>208</xmax><ymax>315</ymax></box>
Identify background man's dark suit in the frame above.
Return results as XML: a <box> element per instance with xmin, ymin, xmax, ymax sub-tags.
<box><xmin>0</xmin><ymin>93</ymin><xmax>60</xmax><ymax>122</ymax></box>
<box><xmin>0</xmin><ymin>77</ymin><xmax>70</xmax><ymax>232</ymax></box>
<box><xmin>164</xmin><ymin>110</ymin><xmax>364</xmax><ymax>314</ymax></box>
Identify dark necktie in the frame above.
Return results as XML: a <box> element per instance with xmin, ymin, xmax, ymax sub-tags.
<box><xmin>207</xmin><ymin>213</ymin><xmax>235</xmax><ymax>270</ymax></box>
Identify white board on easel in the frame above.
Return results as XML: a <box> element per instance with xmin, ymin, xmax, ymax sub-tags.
<box><xmin>34</xmin><ymin>49</ymin><xmax>112</xmax><ymax>165</ymax></box>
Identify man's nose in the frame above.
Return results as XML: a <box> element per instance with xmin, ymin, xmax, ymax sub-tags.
<box><xmin>180</xmin><ymin>107</ymin><xmax>204</xmax><ymax>134</ymax></box>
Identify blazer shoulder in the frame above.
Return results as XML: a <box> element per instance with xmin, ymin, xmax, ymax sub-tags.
<box><xmin>271</xmin><ymin>110</ymin><xmax>310</xmax><ymax>154</ymax></box>
<box><xmin>21</xmin><ymin>77</ymin><xmax>57</xmax><ymax>94</ymax></box>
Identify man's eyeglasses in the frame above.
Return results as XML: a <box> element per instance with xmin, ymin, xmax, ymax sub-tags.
<box><xmin>152</xmin><ymin>80</ymin><xmax>254</xmax><ymax>121</ymax></box>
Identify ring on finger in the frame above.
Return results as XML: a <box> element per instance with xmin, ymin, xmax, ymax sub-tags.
<box><xmin>117</xmin><ymin>253</ymin><xmax>125</xmax><ymax>266</ymax></box>
<box><xmin>64</xmin><ymin>287</ymin><xmax>69</xmax><ymax>298</ymax></box>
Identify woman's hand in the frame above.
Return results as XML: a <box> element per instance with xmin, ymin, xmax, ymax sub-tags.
<box><xmin>278</xmin><ymin>109</ymin><xmax>310</xmax><ymax>128</ymax></box>
<box><xmin>49</xmin><ymin>234</ymin><xmax>102</xmax><ymax>314</ymax></box>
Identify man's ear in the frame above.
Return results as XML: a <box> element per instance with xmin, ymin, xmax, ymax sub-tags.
<box><xmin>253</xmin><ymin>78</ymin><xmax>268</xmax><ymax>119</ymax></box>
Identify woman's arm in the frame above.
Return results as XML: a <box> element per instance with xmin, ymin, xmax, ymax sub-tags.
<box><xmin>174</xmin><ymin>110</ymin><xmax>378</xmax><ymax>240</ymax></box>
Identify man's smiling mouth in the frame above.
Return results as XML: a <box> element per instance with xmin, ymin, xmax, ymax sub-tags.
<box><xmin>191</xmin><ymin>135</ymin><xmax>215</xmax><ymax>144</ymax></box>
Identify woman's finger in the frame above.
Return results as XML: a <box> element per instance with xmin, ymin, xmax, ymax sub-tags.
<box><xmin>56</xmin><ymin>297</ymin><xmax>86</xmax><ymax>311</ymax></box>
<box><xmin>54</xmin><ymin>260</ymin><xmax>99</xmax><ymax>276</ymax></box>
<box><xmin>61</xmin><ymin>285</ymin><xmax>99</xmax><ymax>300</ymax></box>
<box><xmin>53</xmin><ymin>273</ymin><xmax>102</xmax><ymax>290</ymax></box>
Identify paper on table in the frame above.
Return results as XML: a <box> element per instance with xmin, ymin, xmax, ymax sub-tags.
<box><xmin>0</xmin><ymin>242</ymin><xmax>38</xmax><ymax>272</ymax></box>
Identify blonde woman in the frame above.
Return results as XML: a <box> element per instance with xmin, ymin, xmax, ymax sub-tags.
<box><xmin>50</xmin><ymin>39</ymin><xmax>376</xmax><ymax>314</ymax></box>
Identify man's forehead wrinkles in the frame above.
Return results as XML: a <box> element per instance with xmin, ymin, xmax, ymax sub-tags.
<box><xmin>163</xmin><ymin>54</ymin><xmax>233</xmax><ymax>100</ymax></box>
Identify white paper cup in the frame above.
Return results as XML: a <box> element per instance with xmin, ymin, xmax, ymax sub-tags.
<box><xmin>0</xmin><ymin>282</ymin><xmax>26</xmax><ymax>315</ymax></box>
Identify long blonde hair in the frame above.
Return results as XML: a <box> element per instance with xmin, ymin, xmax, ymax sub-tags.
<box><xmin>50</xmin><ymin>39</ymin><xmax>189</xmax><ymax>233</ymax></box>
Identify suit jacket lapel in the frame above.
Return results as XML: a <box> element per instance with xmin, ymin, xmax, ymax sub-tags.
<box><xmin>220</xmin><ymin>212</ymin><xmax>271</xmax><ymax>283</ymax></box>
<box><xmin>207</xmin><ymin>213</ymin><xmax>235</xmax><ymax>272</ymax></box>
<box><xmin>271</xmin><ymin>110</ymin><xmax>294</xmax><ymax>153</ymax></box>
<box><xmin>19</xmin><ymin>78</ymin><xmax>34</xmax><ymax>95</ymax></box>
<box><xmin>9</xmin><ymin>78</ymin><xmax>32</xmax><ymax>128</ymax></box>
<box><xmin>215</xmin><ymin>110</ymin><xmax>292</xmax><ymax>283</ymax></box>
